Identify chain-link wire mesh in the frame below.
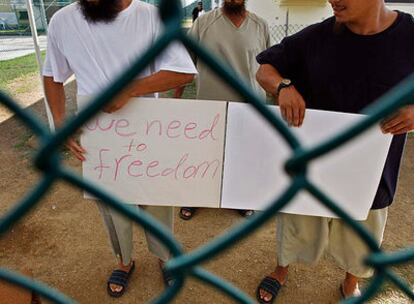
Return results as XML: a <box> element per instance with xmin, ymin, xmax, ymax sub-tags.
<box><xmin>0</xmin><ymin>35</ymin><xmax>46</xmax><ymax>96</ymax></box>
<box><xmin>0</xmin><ymin>0</ymin><xmax>414</xmax><ymax>303</ymax></box>
<box><xmin>0</xmin><ymin>0</ymin><xmax>70</xmax><ymax>123</ymax></box>
<box><xmin>269</xmin><ymin>23</ymin><xmax>308</xmax><ymax>44</ymax></box>
<box><xmin>0</xmin><ymin>0</ymin><xmax>70</xmax><ymax>92</ymax></box>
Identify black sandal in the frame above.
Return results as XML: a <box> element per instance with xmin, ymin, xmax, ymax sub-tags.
<box><xmin>238</xmin><ymin>209</ymin><xmax>255</xmax><ymax>217</ymax></box>
<box><xmin>179</xmin><ymin>207</ymin><xmax>196</xmax><ymax>220</ymax></box>
<box><xmin>256</xmin><ymin>276</ymin><xmax>282</xmax><ymax>304</ymax></box>
<box><xmin>31</xmin><ymin>291</ymin><xmax>42</xmax><ymax>304</ymax></box>
<box><xmin>107</xmin><ymin>261</ymin><xmax>135</xmax><ymax>298</ymax></box>
<box><xmin>161</xmin><ymin>267</ymin><xmax>175</xmax><ymax>287</ymax></box>
<box><xmin>339</xmin><ymin>284</ymin><xmax>346</xmax><ymax>300</ymax></box>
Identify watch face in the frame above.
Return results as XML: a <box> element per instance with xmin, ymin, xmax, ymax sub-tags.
<box><xmin>281</xmin><ymin>79</ymin><xmax>291</xmax><ymax>86</ymax></box>
<box><xmin>276</xmin><ymin>79</ymin><xmax>292</xmax><ymax>96</ymax></box>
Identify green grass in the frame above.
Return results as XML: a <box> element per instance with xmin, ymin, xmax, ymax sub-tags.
<box><xmin>13</xmin><ymin>131</ymin><xmax>36</xmax><ymax>160</ymax></box>
<box><xmin>13</xmin><ymin>132</ymin><xmax>33</xmax><ymax>150</ymax></box>
<box><xmin>0</xmin><ymin>29</ymin><xmax>45</xmax><ymax>36</ymax></box>
<box><xmin>0</xmin><ymin>51</ymin><xmax>46</xmax><ymax>91</ymax></box>
<box><xmin>161</xmin><ymin>80</ymin><xmax>197</xmax><ymax>99</ymax></box>
<box><xmin>0</xmin><ymin>30</ymin><xmax>29</xmax><ymax>35</ymax></box>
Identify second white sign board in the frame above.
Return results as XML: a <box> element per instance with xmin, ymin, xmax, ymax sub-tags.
<box><xmin>221</xmin><ymin>103</ymin><xmax>393</xmax><ymax>220</ymax></box>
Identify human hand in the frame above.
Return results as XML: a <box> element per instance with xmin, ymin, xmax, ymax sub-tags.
<box><xmin>380</xmin><ymin>105</ymin><xmax>414</xmax><ymax>135</ymax></box>
<box><xmin>173</xmin><ymin>86</ymin><xmax>185</xmax><ymax>98</ymax></box>
<box><xmin>278</xmin><ymin>86</ymin><xmax>306</xmax><ymax>127</ymax></box>
<box><xmin>65</xmin><ymin>137</ymin><xmax>86</xmax><ymax>161</ymax></box>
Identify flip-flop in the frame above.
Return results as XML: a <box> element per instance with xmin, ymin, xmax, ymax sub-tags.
<box><xmin>179</xmin><ymin>207</ymin><xmax>196</xmax><ymax>220</ymax></box>
<box><xmin>107</xmin><ymin>261</ymin><xmax>135</xmax><ymax>298</ymax></box>
<box><xmin>339</xmin><ymin>284</ymin><xmax>346</xmax><ymax>300</ymax></box>
<box><xmin>256</xmin><ymin>276</ymin><xmax>283</xmax><ymax>304</ymax></box>
<box><xmin>31</xmin><ymin>291</ymin><xmax>42</xmax><ymax>304</ymax></box>
<box><xmin>161</xmin><ymin>267</ymin><xmax>175</xmax><ymax>287</ymax></box>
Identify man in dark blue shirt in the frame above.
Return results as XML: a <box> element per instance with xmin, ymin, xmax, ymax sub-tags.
<box><xmin>254</xmin><ymin>0</ymin><xmax>414</xmax><ymax>303</ymax></box>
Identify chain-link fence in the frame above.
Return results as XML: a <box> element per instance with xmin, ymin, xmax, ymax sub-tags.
<box><xmin>0</xmin><ymin>0</ymin><xmax>73</xmax><ymax>94</ymax></box>
<box><xmin>0</xmin><ymin>0</ymin><xmax>162</xmax><ymax>82</ymax></box>
<box><xmin>269</xmin><ymin>23</ymin><xmax>308</xmax><ymax>44</ymax></box>
<box><xmin>0</xmin><ymin>0</ymin><xmax>414</xmax><ymax>303</ymax></box>
<box><xmin>0</xmin><ymin>0</ymin><xmax>71</xmax><ymax>122</ymax></box>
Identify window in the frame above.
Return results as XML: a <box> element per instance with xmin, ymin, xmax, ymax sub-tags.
<box><xmin>18</xmin><ymin>11</ymin><xmax>28</xmax><ymax>20</ymax></box>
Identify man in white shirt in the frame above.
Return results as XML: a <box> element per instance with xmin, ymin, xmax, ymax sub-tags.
<box><xmin>43</xmin><ymin>0</ymin><xmax>196</xmax><ymax>298</ymax></box>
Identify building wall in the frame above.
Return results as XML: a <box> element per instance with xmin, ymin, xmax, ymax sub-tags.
<box><xmin>247</xmin><ymin>0</ymin><xmax>414</xmax><ymax>44</ymax></box>
<box><xmin>247</xmin><ymin>0</ymin><xmax>414</xmax><ymax>25</ymax></box>
<box><xmin>388</xmin><ymin>3</ymin><xmax>414</xmax><ymax>14</ymax></box>
<box><xmin>247</xmin><ymin>0</ymin><xmax>414</xmax><ymax>28</ymax></box>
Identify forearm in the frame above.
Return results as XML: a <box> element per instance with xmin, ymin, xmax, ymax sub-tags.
<box><xmin>103</xmin><ymin>71</ymin><xmax>195</xmax><ymax>113</ymax></box>
<box><xmin>128</xmin><ymin>70</ymin><xmax>194</xmax><ymax>97</ymax></box>
<box><xmin>44</xmin><ymin>76</ymin><xmax>86</xmax><ymax>160</ymax></box>
<box><xmin>43</xmin><ymin>76</ymin><xmax>66</xmax><ymax>127</ymax></box>
<box><xmin>256</xmin><ymin>64</ymin><xmax>284</xmax><ymax>98</ymax></box>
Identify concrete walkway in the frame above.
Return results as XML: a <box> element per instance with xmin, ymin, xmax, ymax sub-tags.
<box><xmin>0</xmin><ymin>35</ymin><xmax>47</xmax><ymax>61</ymax></box>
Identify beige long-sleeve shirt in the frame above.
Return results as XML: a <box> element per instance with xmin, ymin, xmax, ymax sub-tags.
<box><xmin>189</xmin><ymin>8</ymin><xmax>271</xmax><ymax>102</ymax></box>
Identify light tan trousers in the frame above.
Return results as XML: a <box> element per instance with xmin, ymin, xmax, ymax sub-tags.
<box><xmin>97</xmin><ymin>203</ymin><xmax>173</xmax><ymax>264</ymax></box>
<box><xmin>276</xmin><ymin>208</ymin><xmax>388</xmax><ymax>278</ymax></box>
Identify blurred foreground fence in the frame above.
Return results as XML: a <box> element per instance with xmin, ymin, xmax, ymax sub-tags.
<box><xmin>0</xmin><ymin>0</ymin><xmax>414</xmax><ymax>303</ymax></box>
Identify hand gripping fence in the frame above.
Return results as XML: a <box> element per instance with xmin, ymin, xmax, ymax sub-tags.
<box><xmin>0</xmin><ymin>1</ymin><xmax>413</xmax><ymax>303</ymax></box>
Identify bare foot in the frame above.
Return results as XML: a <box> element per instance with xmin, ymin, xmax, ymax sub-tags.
<box><xmin>109</xmin><ymin>261</ymin><xmax>134</xmax><ymax>293</ymax></box>
<box><xmin>259</xmin><ymin>265</ymin><xmax>288</xmax><ymax>303</ymax></box>
<box><xmin>181</xmin><ymin>209</ymin><xmax>191</xmax><ymax>218</ymax></box>
<box><xmin>179</xmin><ymin>207</ymin><xmax>196</xmax><ymax>220</ymax></box>
<box><xmin>341</xmin><ymin>272</ymin><xmax>361</xmax><ymax>299</ymax></box>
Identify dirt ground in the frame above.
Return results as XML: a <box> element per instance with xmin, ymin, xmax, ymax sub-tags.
<box><xmin>0</xmin><ymin>80</ymin><xmax>413</xmax><ymax>304</ymax></box>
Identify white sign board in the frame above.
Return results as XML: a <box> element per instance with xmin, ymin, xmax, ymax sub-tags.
<box><xmin>81</xmin><ymin>98</ymin><xmax>392</xmax><ymax>220</ymax></box>
<box><xmin>81</xmin><ymin>98</ymin><xmax>226</xmax><ymax>207</ymax></box>
<box><xmin>221</xmin><ymin>103</ymin><xmax>393</xmax><ymax>220</ymax></box>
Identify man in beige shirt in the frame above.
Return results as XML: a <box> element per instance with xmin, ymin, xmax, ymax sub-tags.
<box><xmin>176</xmin><ymin>0</ymin><xmax>271</xmax><ymax>219</ymax></box>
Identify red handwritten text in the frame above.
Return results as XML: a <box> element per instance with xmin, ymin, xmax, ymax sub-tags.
<box><xmin>145</xmin><ymin>114</ymin><xmax>220</xmax><ymax>141</ymax></box>
<box><xmin>86</xmin><ymin>117</ymin><xmax>137</xmax><ymax>137</ymax></box>
<box><xmin>94</xmin><ymin>149</ymin><xmax>220</xmax><ymax>181</ymax></box>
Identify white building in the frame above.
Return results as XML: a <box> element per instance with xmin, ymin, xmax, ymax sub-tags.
<box><xmin>247</xmin><ymin>0</ymin><xmax>414</xmax><ymax>43</ymax></box>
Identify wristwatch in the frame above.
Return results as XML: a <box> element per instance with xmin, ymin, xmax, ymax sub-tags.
<box><xmin>275</xmin><ymin>78</ymin><xmax>292</xmax><ymax>100</ymax></box>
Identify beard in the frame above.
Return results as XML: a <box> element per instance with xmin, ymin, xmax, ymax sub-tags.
<box><xmin>79</xmin><ymin>0</ymin><xmax>122</xmax><ymax>23</ymax></box>
<box><xmin>223</xmin><ymin>1</ymin><xmax>246</xmax><ymax>15</ymax></box>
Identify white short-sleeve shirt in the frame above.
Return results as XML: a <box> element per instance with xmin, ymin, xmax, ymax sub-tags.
<box><xmin>43</xmin><ymin>0</ymin><xmax>197</xmax><ymax>96</ymax></box>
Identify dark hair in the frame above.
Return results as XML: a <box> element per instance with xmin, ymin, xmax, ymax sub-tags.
<box><xmin>79</xmin><ymin>0</ymin><xmax>122</xmax><ymax>23</ymax></box>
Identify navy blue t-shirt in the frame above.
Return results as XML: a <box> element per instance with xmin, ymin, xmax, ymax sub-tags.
<box><xmin>257</xmin><ymin>12</ymin><xmax>414</xmax><ymax>209</ymax></box>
